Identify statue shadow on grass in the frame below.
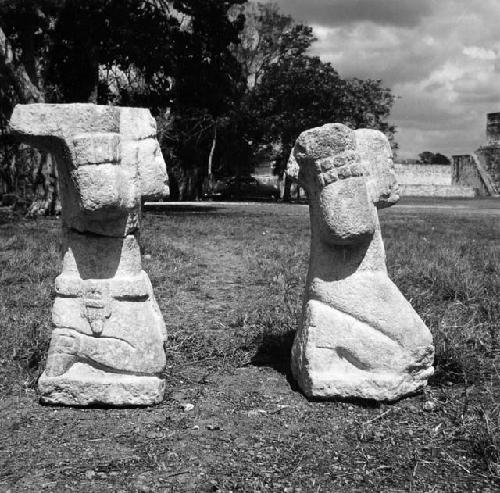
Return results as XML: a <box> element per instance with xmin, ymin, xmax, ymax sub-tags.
<box><xmin>144</xmin><ymin>204</ymin><xmax>220</xmax><ymax>215</ymax></box>
<box><xmin>250</xmin><ymin>329</ymin><xmax>381</xmax><ymax>408</ymax></box>
<box><xmin>250</xmin><ymin>329</ymin><xmax>298</xmax><ymax>389</ymax></box>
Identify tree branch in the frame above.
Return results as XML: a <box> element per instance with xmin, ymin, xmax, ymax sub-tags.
<box><xmin>0</xmin><ymin>25</ymin><xmax>44</xmax><ymax>103</ymax></box>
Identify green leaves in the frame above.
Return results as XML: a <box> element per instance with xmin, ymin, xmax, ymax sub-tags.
<box><xmin>419</xmin><ymin>151</ymin><xmax>451</xmax><ymax>164</ymax></box>
<box><xmin>47</xmin><ymin>0</ymin><xmax>179</xmax><ymax>104</ymax></box>
<box><xmin>247</xmin><ymin>55</ymin><xmax>396</xmax><ymax>173</ymax></box>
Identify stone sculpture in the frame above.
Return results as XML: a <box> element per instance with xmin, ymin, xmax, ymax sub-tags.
<box><xmin>287</xmin><ymin>123</ymin><xmax>434</xmax><ymax>401</ymax></box>
<box><xmin>9</xmin><ymin>104</ymin><xmax>169</xmax><ymax>406</ymax></box>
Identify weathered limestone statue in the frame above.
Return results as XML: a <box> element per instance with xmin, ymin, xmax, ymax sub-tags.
<box><xmin>287</xmin><ymin>123</ymin><xmax>434</xmax><ymax>401</ymax></box>
<box><xmin>10</xmin><ymin>104</ymin><xmax>169</xmax><ymax>406</ymax></box>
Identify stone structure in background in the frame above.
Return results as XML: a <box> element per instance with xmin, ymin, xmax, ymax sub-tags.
<box><xmin>9</xmin><ymin>104</ymin><xmax>169</xmax><ymax>406</ymax></box>
<box><xmin>287</xmin><ymin>123</ymin><xmax>434</xmax><ymax>401</ymax></box>
<box><xmin>452</xmin><ymin>113</ymin><xmax>500</xmax><ymax>196</ymax></box>
<box><xmin>394</xmin><ymin>163</ymin><xmax>476</xmax><ymax>198</ymax></box>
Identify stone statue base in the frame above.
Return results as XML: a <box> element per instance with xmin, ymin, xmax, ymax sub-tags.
<box><xmin>292</xmin><ymin>300</ymin><xmax>433</xmax><ymax>401</ymax></box>
<box><xmin>297</xmin><ymin>374</ymin><xmax>428</xmax><ymax>402</ymax></box>
<box><xmin>39</xmin><ymin>364</ymin><xmax>165</xmax><ymax>406</ymax></box>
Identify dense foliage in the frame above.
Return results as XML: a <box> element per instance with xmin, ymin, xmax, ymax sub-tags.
<box><xmin>1</xmin><ymin>0</ymin><xmax>397</xmax><ymax>202</ymax></box>
<box><xmin>419</xmin><ymin>151</ymin><xmax>451</xmax><ymax>165</ymax></box>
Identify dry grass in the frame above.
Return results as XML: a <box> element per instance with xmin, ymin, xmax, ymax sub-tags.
<box><xmin>0</xmin><ymin>202</ymin><xmax>499</xmax><ymax>491</ymax></box>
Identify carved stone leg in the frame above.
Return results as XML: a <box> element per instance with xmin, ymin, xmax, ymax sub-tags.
<box><xmin>286</xmin><ymin>123</ymin><xmax>434</xmax><ymax>401</ymax></box>
<box><xmin>44</xmin><ymin>329</ymin><xmax>80</xmax><ymax>378</ymax></box>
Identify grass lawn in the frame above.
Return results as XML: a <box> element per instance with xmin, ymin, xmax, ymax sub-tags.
<box><xmin>0</xmin><ymin>202</ymin><xmax>499</xmax><ymax>492</ymax></box>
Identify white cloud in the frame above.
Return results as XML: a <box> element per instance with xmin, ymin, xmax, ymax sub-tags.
<box><xmin>463</xmin><ymin>46</ymin><xmax>496</xmax><ymax>61</ymax></box>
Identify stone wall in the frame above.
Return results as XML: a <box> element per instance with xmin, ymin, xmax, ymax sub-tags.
<box><xmin>452</xmin><ymin>155</ymin><xmax>489</xmax><ymax>196</ymax></box>
<box><xmin>451</xmin><ymin>113</ymin><xmax>500</xmax><ymax>197</ymax></box>
<box><xmin>476</xmin><ymin>145</ymin><xmax>500</xmax><ymax>192</ymax></box>
<box><xmin>394</xmin><ymin>164</ymin><xmax>451</xmax><ymax>186</ymax></box>
<box><xmin>486</xmin><ymin>112</ymin><xmax>500</xmax><ymax>144</ymax></box>
<box><xmin>394</xmin><ymin>163</ymin><xmax>476</xmax><ymax>197</ymax></box>
<box><xmin>399</xmin><ymin>184</ymin><xmax>476</xmax><ymax>198</ymax></box>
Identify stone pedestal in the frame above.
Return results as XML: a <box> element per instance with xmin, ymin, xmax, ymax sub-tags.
<box><xmin>10</xmin><ymin>104</ymin><xmax>169</xmax><ymax>406</ymax></box>
<box><xmin>287</xmin><ymin>123</ymin><xmax>434</xmax><ymax>401</ymax></box>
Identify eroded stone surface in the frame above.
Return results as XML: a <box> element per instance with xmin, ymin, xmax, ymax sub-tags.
<box><xmin>38</xmin><ymin>364</ymin><xmax>166</xmax><ymax>406</ymax></box>
<box><xmin>10</xmin><ymin>103</ymin><xmax>168</xmax><ymax>406</ymax></box>
<box><xmin>287</xmin><ymin>123</ymin><xmax>434</xmax><ymax>401</ymax></box>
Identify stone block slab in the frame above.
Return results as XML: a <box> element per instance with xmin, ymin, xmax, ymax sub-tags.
<box><xmin>39</xmin><ymin>364</ymin><xmax>165</xmax><ymax>406</ymax></box>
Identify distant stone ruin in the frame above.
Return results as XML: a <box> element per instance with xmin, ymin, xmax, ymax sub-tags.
<box><xmin>394</xmin><ymin>163</ymin><xmax>476</xmax><ymax>198</ymax></box>
<box><xmin>395</xmin><ymin>112</ymin><xmax>500</xmax><ymax>198</ymax></box>
<box><xmin>453</xmin><ymin>113</ymin><xmax>500</xmax><ymax>196</ymax></box>
<box><xmin>9</xmin><ymin>104</ymin><xmax>169</xmax><ymax>406</ymax></box>
<box><xmin>287</xmin><ymin>123</ymin><xmax>434</xmax><ymax>401</ymax></box>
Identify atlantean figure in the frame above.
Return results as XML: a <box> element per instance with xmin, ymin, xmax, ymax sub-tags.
<box><xmin>287</xmin><ymin>123</ymin><xmax>434</xmax><ymax>401</ymax></box>
<box><xmin>10</xmin><ymin>104</ymin><xmax>169</xmax><ymax>406</ymax></box>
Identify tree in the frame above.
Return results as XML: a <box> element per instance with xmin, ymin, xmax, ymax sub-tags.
<box><xmin>0</xmin><ymin>25</ymin><xmax>44</xmax><ymax>105</ymax></box>
<box><xmin>342</xmin><ymin>78</ymin><xmax>397</xmax><ymax>148</ymax></box>
<box><xmin>232</xmin><ymin>2</ymin><xmax>316</xmax><ymax>88</ymax></box>
<box><xmin>431</xmin><ymin>152</ymin><xmax>451</xmax><ymax>164</ymax></box>
<box><xmin>0</xmin><ymin>1</ymin><xmax>64</xmax><ymax>212</ymax></box>
<box><xmin>229</xmin><ymin>3</ymin><xmax>397</xmax><ymax>201</ymax></box>
<box><xmin>0</xmin><ymin>0</ymin><xmax>61</xmax><ymax>135</ymax></box>
<box><xmin>418</xmin><ymin>151</ymin><xmax>434</xmax><ymax>164</ymax></box>
<box><xmin>250</xmin><ymin>55</ymin><xmax>341</xmax><ymax>166</ymax></box>
<box><xmin>0</xmin><ymin>0</ymin><xmax>248</xmax><ymax>202</ymax></box>
<box><xmin>0</xmin><ymin>0</ymin><xmax>64</xmax><ymax>106</ymax></box>
<box><xmin>0</xmin><ymin>0</ymin><xmax>180</xmax><ymax>209</ymax></box>
<box><xmin>248</xmin><ymin>54</ymin><xmax>396</xmax><ymax>199</ymax></box>
<box><xmin>166</xmin><ymin>0</ymin><xmax>246</xmax><ymax>199</ymax></box>
<box><xmin>0</xmin><ymin>0</ymin><xmax>399</xmax><ymax>205</ymax></box>
<box><xmin>418</xmin><ymin>151</ymin><xmax>451</xmax><ymax>165</ymax></box>
<box><xmin>217</xmin><ymin>1</ymin><xmax>318</xmax><ymax>195</ymax></box>
<box><xmin>47</xmin><ymin>0</ymin><xmax>179</xmax><ymax>105</ymax></box>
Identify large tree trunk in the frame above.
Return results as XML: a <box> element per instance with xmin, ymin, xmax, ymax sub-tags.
<box><xmin>46</xmin><ymin>153</ymin><xmax>58</xmax><ymax>215</ymax></box>
<box><xmin>282</xmin><ymin>173</ymin><xmax>292</xmax><ymax>202</ymax></box>
<box><xmin>1</xmin><ymin>25</ymin><xmax>50</xmax><ymax>213</ymax></box>
<box><xmin>278</xmin><ymin>143</ymin><xmax>294</xmax><ymax>202</ymax></box>
<box><xmin>0</xmin><ymin>26</ymin><xmax>44</xmax><ymax>103</ymax></box>
<box><xmin>19</xmin><ymin>16</ymin><xmax>39</xmax><ymax>88</ymax></box>
<box><xmin>167</xmin><ymin>172</ymin><xmax>180</xmax><ymax>201</ymax></box>
<box><xmin>174</xmin><ymin>167</ymin><xmax>202</xmax><ymax>201</ymax></box>
<box><xmin>203</xmin><ymin>123</ymin><xmax>217</xmax><ymax>199</ymax></box>
<box><xmin>207</xmin><ymin>124</ymin><xmax>217</xmax><ymax>188</ymax></box>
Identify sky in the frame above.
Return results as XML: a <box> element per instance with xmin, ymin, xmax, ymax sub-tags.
<box><xmin>268</xmin><ymin>0</ymin><xmax>500</xmax><ymax>159</ymax></box>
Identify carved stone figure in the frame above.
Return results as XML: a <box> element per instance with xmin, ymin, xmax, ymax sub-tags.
<box><xmin>287</xmin><ymin>123</ymin><xmax>434</xmax><ymax>401</ymax></box>
<box><xmin>10</xmin><ymin>104</ymin><xmax>169</xmax><ymax>406</ymax></box>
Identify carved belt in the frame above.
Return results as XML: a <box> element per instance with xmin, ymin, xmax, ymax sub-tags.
<box><xmin>81</xmin><ymin>285</ymin><xmax>111</xmax><ymax>336</ymax></box>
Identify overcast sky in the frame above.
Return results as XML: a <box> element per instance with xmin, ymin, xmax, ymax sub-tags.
<box><xmin>269</xmin><ymin>0</ymin><xmax>500</xmax><ymax>159</ymax></box>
